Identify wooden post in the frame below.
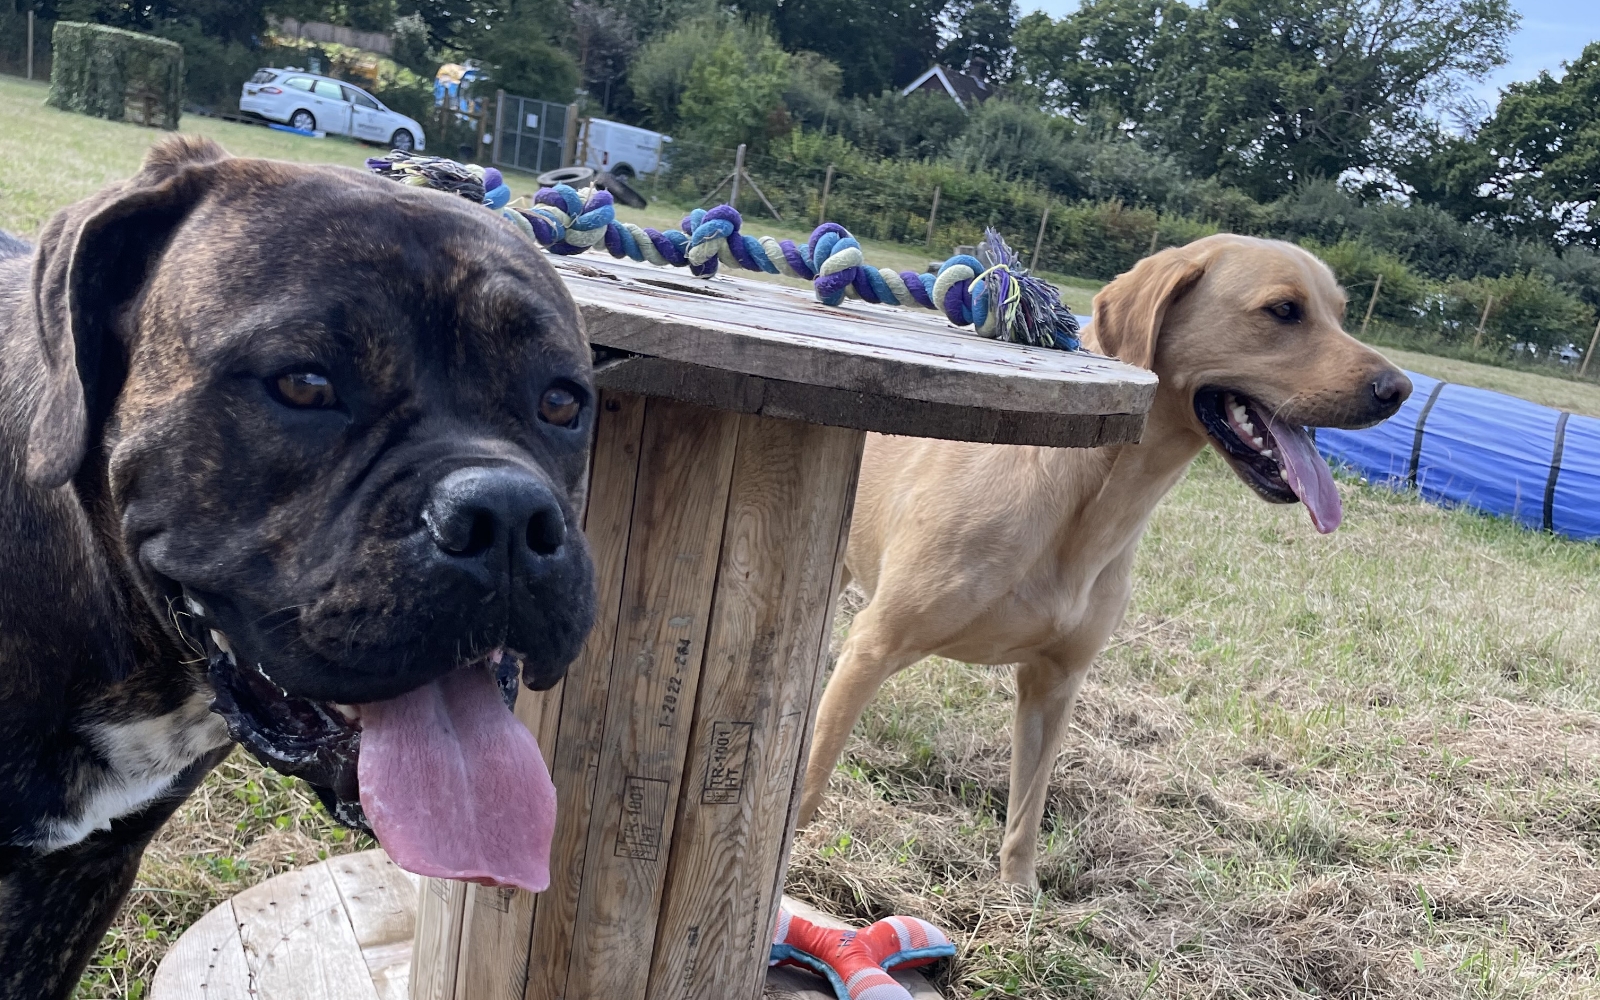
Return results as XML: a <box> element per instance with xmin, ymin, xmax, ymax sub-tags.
<box><xmin>730</xmin><ymin>143</ymin><xmax>746</xmax><ymax>211</ymax></box>
<box><xmin>26</xmin><ymin>10</ymin><xmax>34</xmax><ymax>81</ymax></box>
<box><xmin>1031</xmin><ymin>205</ymin><xmax>1051</xmax><ymax>272</ymax></box>
<box><xmin>1473</xmin><ymin>294</ymin><xmax>1496</xmax><ymax>349</ymax></box>
<box><xmin>817</xmin><ymin>163</ymin><xmax>834</xmax><ymax>226</ymax></box>
<box><xmin>1147</xmin><ymin>226</ymin><xmax>1159</xmax><ymax>256</ymax></box>
<box><xmin>474</xmin><ymin>107</ymin><xmax>487</xmax><ymax>162</ymax></box>
<box><xmin>925</xmin><ymin>185</ymin><xmax>940</xmax><ymax>248</ymax></box>
<box><xmin>1581</xmin><ymin>317</ymin><xmax>1600</xmax><ymax>378</ymax></box>
<box><xmin>1359</xmin><ymin>272</ymin><xmax>1383</xmax><ymax>339</ymax></box>
<box><xmin>563</xmin><ymin>105</ymin><xmax>581</xmax><ymax>167</ymax></box>
<box><xmin>491</xmin><ymin>89</ymin><xmax>504</xmax><ymax>167</ymax></box>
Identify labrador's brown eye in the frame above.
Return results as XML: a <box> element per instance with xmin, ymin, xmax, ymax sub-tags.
<box><xmin>539</xmin><ymin>386</ymin><xmax>581</xmax><ymax>427</ymax></box>
<box><xmin>273</xmin><ymin>372</ymin><xmax>337</xmax><ymax>409</ymax></box>
<box><xmin>1267</xmin><ymin>301</ymin><xmax>1301</xmax><ymax>322</ymax></box>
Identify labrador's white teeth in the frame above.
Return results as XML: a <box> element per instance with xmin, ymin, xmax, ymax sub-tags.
<box><xmin>331</xmin><ymin>703</ymin><xmax>360</xmax><ymax>722</ymax></box>
<box><xmin>1251</xmin><ymin>436</ymin><xmax>1265</xmax><ymax>449</ymax></box>
<box><xmin>1230</xmin><ymin>402</ymin><xmax>1249</xmax><ymax>424</ymax></box>
<box><xmin>1262</xmin><ymin>449</ymin><xmax>1274</xmax><ymax>459</ymax></box>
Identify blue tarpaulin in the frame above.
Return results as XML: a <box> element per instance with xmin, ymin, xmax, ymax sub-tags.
<box><xmin>1315</xmin><ymin>371</ymin><xmax>1600</xmax><ymax>541</ymax></box>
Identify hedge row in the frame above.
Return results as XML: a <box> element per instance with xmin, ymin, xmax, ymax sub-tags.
<box><xmin>664</xmin><ymin>133</ymin><xmax>1598</xmax><ymax>354</ymax></box>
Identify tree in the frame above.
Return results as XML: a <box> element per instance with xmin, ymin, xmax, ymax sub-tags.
<box><xmin>938</xmin><ymin>0</ymin><xmax>1017</xmax><ymax>79</ymax></box>
<box><xmin>631</xmin><ymin>13</ymin><xmax>789</xmax><ymax>148</ymax></box>
<box><xmin>1013</xmin><ymin>0</ymin><xmax>1518</xmax><ymax>200</ymax></box>
<box><xmin>733</xmin><ymin>0</ymin><xmax>945</xmax><ymax>97</ymax></box>
<box><xmin>1405</xmin><ymin>41</ymin><xmax>1600</xmax><ymax>247</ymax></box>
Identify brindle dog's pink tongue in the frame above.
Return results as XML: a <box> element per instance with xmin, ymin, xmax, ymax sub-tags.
<box><xmin>357</xmin><ymin>668</ymin><xmax>555</xmax><ymax>892</ymax></box>
<box><xmin>1266</xmin><ymin>414</ymin><xmax>1342</xmax><ymax>534</ymax></box>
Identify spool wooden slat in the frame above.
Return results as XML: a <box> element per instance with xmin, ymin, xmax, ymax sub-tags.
<box><xmin>645</xmin><ymin>415</ymin><xmax>862</xmax><ymax>999</ymax></box>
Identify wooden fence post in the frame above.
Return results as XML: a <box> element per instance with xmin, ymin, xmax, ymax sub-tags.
<box><xmin>817</xmin><ymin>163</ymin><xmax>834</xmax><ymax>226</ymax></box>
<box><xmin>730</xmin><ymin>143</ymin><xmax>745</xmax><ymax>211</ymax></box>
<box><xmin>1147</xmin><ymin>226</ymin><xmax>1159</xmax><ymax>256</ymax></box>
<box><xmin>1581</xmin><ymin>317</ymin><xmax>1600</xmax><ymax>378</ymax></box>
<box><xmin>491</xmin><ymin>89</ymin><xmax>504</xmax><ymax>167</ymax></box>
<box><xmin>1031</xmin><ymin>205</ymin><xmax>1051</xmax><ymax>272</ymax></box>
<box><xmin>925</xmin><ymin>185</ymin><xmax>940</xmax><ymax>249</ymax></box>
<box><xmin>27</xmin><ymin>10</ymin><xmax>34</xmax><ymax>81</ymax></box>
<box><xmin>1359</xmin><ymin>272</ymin><xmax>1383</xmax><ymax>339</ymax></box>
<box><xmin>1473</xmin><ymin>295</ymin><xmax>1496</xmax><ymax>349</ymax></box>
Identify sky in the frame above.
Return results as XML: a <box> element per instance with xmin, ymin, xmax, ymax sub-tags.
<box><xmin>1020</xmin><ymin>0</ymin><xmax>1600</xmax><ymax>116</ymax></box>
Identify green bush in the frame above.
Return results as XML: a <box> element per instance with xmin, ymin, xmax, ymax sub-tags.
<box><xmin>48</xmin><ymin>22</ymin><xmax>182</xmax><ymax>129</ymax></box>
<box><xmin>1304</xmin><ymin>239</ymin><xmax>1430</xmax><ymax>327</ymax></box>
<box><xmin>1440</xmin><ymin>273</ymin><xmax>1597</xmax><ymax>352</ymax></box>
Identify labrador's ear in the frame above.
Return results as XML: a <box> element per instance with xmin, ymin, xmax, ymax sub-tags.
<box><xmin>26</xmin><ymin>135</ymin><xmax>229</xmax><ymax>489</ymax></box>
<box><xmin>1087</xmin><ymin>245</ymin><xmax>1210</xmax><ymax>371</ymax></box>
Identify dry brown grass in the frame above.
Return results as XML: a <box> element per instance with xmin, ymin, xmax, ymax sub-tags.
<box><xmin>786</xmin><ymin>451</ymin><xmax>1600</xmax><ymax>999</ymax></box>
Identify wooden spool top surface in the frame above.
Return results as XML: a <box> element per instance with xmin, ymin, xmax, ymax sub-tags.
<box><xmin>554</xmin><ymin>255</ymin><xmax>1157</xmax><ymax>449</ymax></box>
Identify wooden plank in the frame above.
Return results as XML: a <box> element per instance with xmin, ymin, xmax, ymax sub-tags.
<box><xmin>233</xmin><ymin>862</ymin><xmax>381</xmax><ymax>1000</ymax></box>
<box><xmin>646</xmin><ymin>416</ymin><xmax>864</xmax><ymax>1000</ymax></box>
<box><xmin>410</xmin><ymin>877</ymin><xmax>469</xmax><ymax>1000</ymax></box>
<box><xmin>552</xmin><ymin>255</ymin><xmax>1157</xmax><ymax>419</ymax></box>
<box><xmin>150</xmin><ymin>899</ymin><xmax>251</xmax><ymax>1000</ymax></box>
<box><xmin>763</xmin><ymin>898</ymin><xmax>941</xmax><ymax>1000</ymax></box>
<box><xmin>525</xmin><ymin>390</ymin><xmax>650</xmax><ymax>1000</ymax></box>
<box><xmin>596</xmin><ymin>355</ymin><xmax>1145</xmax><ymax>449</ymax></box>
<box><xmin>327</xmin><ymin>852</ymin><xmax>421</xmax><ymax>1000</ymax></box>
<box><xmin>559</xmin><ymin>397</ymin><xmax>743</xmax><ymax>999</ymax></box>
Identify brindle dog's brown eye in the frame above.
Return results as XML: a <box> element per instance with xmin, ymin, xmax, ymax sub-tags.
<box><xmin>273</xmin><ymin>372</ymin><xmax>338</xmax><ymax>409</ymax></box>
<box><xmin>539</xmin><ymin>386</ymin><xmax>581</xmax><ymax>427</ymax></box>
<box><xmin>1267</xmin><ymin>301</ymin><xmax>1301</xmax><ymax>322</ymax></box>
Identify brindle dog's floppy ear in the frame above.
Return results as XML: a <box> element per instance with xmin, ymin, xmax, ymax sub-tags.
<box><xmin>26</xmin><ymin>135</ymin><xmax>230</xmax><ymax>488</ymax></box>
<box><xmin>1088</xmin><ymin>245</ymin><xmax>1210</xmax><ymax>371</ymax></box>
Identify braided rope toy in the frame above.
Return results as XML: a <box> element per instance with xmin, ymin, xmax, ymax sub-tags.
<box><xmin>367</xmin><ymin>151</ymin><xmax>1081</xmax><ymax>351</ymax></box>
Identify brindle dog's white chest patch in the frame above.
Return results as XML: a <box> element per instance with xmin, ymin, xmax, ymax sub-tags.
<box><xmin>40</xmin><ymin>692</ymin><xmax>231</xmax><ymax>851</ymax></box>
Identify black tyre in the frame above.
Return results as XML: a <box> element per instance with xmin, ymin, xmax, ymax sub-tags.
<box><xmin>290</xmin><ymin>109</ymin><xmax>316</xmax><ymax>132</ymax></box>
<box><xmin>609</xmin><ymin>163</ymin><xmax>635</xmax><ymax>181</ymax></box>
<box><xmin>390</xmin><ymin>129</ymin><xmax>415</xmax><ymax>152</ymax></box>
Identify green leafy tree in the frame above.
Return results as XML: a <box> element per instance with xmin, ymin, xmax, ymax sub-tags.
<box><xmin>1405</xmin><ymin>41</ymin><xmax>1600</xmax><ymax>247</ymax></box>
<box><xmin>1013</xmin><ymin>0</ymin><xmax>1517</xmax><ymax>200</ymax></box>
<box><xmin>632</xmin><ymin>13</ymin><xmax>789</xmax><ymax>148</ymax></box>
<box><xmin>733</xmin><ymin>0</ymin><xmax>945</xmax><ymax>97</ymax></box>
<box><xmin>938</xmin><ymin>0</ymin><xmax>1016</xmax><ymax>79</ymax></box>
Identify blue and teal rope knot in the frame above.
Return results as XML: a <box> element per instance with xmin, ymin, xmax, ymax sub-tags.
<box><xmin>366</xmin><ymin>152</ymin><xmax>1081</xmax><ymax>351</ymax></box>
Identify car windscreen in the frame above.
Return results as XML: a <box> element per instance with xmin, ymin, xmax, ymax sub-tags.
<box><xmin>249</xmin><ymin>70</ymin><xmax>278</xmax><ymax>84</ymax></box>
<box><xmin>344</xmin><ymin>88</ymin><xmax>380</xmax><ymax>110</ymax></box>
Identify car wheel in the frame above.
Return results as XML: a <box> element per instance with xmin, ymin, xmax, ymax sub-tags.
<box><xmin>610</xmin><ymin>163</ymin><xmax>635</xmax><ymax>181</ymax></box>
<box><xmin>290</xmin><ymin>110</ymin><xmax>316</xmax><ymax>132</ymax></box>
<box><xmin>391</xmin><ymin>129</ymin><xmax>415</xmax><ymax>153</ymax></box>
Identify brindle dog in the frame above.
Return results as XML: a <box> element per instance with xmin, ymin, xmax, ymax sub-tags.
<box><xmin>0</xmin><ymin>137</ymin><xmax>597</xmax><ymax>999</ymax></box>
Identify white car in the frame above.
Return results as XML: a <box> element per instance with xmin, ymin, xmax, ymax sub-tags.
<box><xmin>240</xmin><ymin>69</ymin><xmax>425</xmax><ymax>152</ymax></box>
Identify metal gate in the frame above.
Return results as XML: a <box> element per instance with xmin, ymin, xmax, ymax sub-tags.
<box><xmin>492</xmin><ymin>93</ymin><xmax>576</xmax><ymax>176</ymax></box>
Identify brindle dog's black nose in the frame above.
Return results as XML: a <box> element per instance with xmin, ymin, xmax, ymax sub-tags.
<box><xmin>425</xmin><ymin>467</ymin><xmax>567</xmax><ymax>561</ymax></box>
<box><xmin>1373</xmin><ymin>368</ymin><xmax>1412</xmax><ymax>407</ymax></box>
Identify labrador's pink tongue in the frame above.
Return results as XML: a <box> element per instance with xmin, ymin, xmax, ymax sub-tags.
<box><xmin>1265</xmin><ymin>414</ymin><xmax>1342</xmax><ymax>534</ymax></box>
<box><xmin>357</xmin><ymin>668</ymin><xmax>555</xmax><ymax>892</ymax></box>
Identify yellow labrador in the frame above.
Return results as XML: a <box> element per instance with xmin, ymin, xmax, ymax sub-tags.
<box><xmin>799</xmin><ymin>235</ymin><xmax>1411</xmax><ymax>888</ymax></box>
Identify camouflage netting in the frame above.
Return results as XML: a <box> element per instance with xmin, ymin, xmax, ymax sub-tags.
<box><xmin>47</xmin><ymin>22</ymin><xmax>182</xmax><ymax>129</ymax></box>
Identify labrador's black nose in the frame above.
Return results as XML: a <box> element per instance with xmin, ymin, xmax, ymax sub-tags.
<box><xmin>1373</xmin><ymin>368</ymin><xmax>1412</xmax><ymax>407</ymax></box>
<box><xmin>425</xmin><ymin>466</ymin><xmax>567</xmax><ymax>560</ymax></box>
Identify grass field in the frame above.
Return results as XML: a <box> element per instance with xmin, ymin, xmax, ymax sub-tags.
<box><xmin>5</xmin><ymin>75</ymin><xmax>1600</xmax><ymax>1000</ymax></box>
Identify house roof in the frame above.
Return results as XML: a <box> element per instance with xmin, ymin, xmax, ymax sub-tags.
<box><xmin>900</xmin><ymin>64</ymin><xmax>992</xmax><ymax>109</ymax></box>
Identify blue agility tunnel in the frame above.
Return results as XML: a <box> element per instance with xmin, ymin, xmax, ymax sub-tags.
<box><xmin>1315</xmin><ymin>372</ymin><xmax>1600</xmax><ymax>542</ymax></box>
